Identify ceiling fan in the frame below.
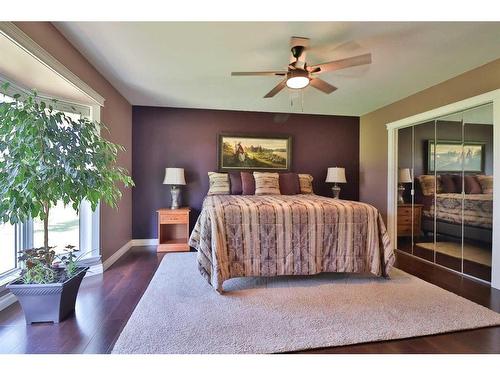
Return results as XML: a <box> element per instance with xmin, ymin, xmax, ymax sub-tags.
<box><xmin>231</xmin><ymin>37</ymin><xmax>372</xmax><ymax>98</ymax></box>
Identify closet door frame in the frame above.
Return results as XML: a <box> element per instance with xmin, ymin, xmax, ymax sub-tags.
<box><xmin>386</xmin><ymin>89</ymin><xmax>500</xmax><ymax>290</ymax></box>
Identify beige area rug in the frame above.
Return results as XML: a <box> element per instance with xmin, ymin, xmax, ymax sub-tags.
<box><xmin>111</xmin><ymin>253</ymin><xmax>500</xmax><ymax>354</ymax></box>
<box><xmin>416</xmin><ymin>242</ymin><xmax>492</xmax><ymax>266</ymax></box>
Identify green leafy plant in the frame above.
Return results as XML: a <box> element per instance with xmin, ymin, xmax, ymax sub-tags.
<box><xmin>23</xmin><ymin>262</ymin><xmax>57</xmax><ymax>284</ymax></box>
<box><xmin>0</xmin><ymin>83</ymin><xmax>134</xmax><ymax>283</ymax></box>
<box><xmin>56</xmin><ymin>245</ymin><xmax>92</xmax><ymax>278</ymax></box>
<box><xmin>18</xmin><ymin>247</ymin><xmax>57</xmax><ymax>284</ymax></box>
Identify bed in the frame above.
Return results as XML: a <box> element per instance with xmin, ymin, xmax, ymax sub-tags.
<box><xmin>188</xmin><ymin>194</ymin><xmax>395</xmax><ymax>292</ymax></box>
<box><xmin>420</xmin><ymin>193</ymin><xmax>493</xmax><ymax>243</ymax></box>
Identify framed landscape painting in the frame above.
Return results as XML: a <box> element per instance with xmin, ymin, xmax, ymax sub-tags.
<box><xmin>218</xmin><ymin>134</ymin><xmax>292</xmax><ymax>171</ymax></box>
<box><xmin>427</xmin><ymin>140</ymin><xmax>485</xmax><ymax>173</ymax></box>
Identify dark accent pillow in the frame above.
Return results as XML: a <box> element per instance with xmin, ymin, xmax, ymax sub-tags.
<box><xmin>279</xmin><ymin>173</ymin><xmax>300</xmax><ymax>195</ymax></box>
<box><xmin>464</xmin><ymin>175</ymin><xmax>482</xmax><ymax>194</ymax></box>
<box><xmin>451</xmin><ymin>175</ymin><xmax>463</xmax><ymax>193</ymax></box>
<box><xmin>440</xmin><ymin>174</ymin><xmax>458</xmax><ymax>193</ymax></box>
<box><xmin>241</xmin><ymin>172</ymin><xmax>255</xmax><ymax>195</ymax></box>
<box><xmin>229</xmin><ymin>172</ymin><xmax>242</xmax><ymax>195</ymax></box>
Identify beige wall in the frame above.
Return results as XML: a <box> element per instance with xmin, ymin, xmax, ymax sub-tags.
<box><xmin>360</xmin><ymin>58</ymin><xmax>500</xmax><ymax>220</ymax></box>
<box><xmin>14</xmin><ymin>22</ymin><xmax>133</xmax><ymax>261</ymax></box>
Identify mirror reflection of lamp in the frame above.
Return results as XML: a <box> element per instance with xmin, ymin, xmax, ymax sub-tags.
<box><xmin>398</xmin><ymin>168</ymin><xmax>412</xmax><ymax>204</ymax></box>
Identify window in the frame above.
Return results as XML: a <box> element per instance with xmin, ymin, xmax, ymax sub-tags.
<box><xmin>0</xmin><ymin>223</ymin><xmax>16</xmax><ymax>276</ymax></box>
<box><xmin>32</xmin><ymin>111</ymin><xmax>83</xmax><ymax>254</ymax></box>
<box><xmin>0</xmin><ymin>84</ymin><xmax>100</xmax><ymax>281</ymax></box>
<box><xmin>0</xmin><ymin>91</ymin><xmax>18</xmax><ymax>277</ymax></box>
<box><xmin>33</xmin><ymin>202</ymin><xmax>80</xmax><ymax>253</ymax></box>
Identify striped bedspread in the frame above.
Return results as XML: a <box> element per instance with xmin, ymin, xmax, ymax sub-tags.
<box><xmin>422</xmin><ymin>193</ymin><xmax>492</xmax><ymax>229</ymax></box>
<box><xmin>189</xmin><ymin>194</ymin><xmax>395</xmax><ymax>292</ymax></box>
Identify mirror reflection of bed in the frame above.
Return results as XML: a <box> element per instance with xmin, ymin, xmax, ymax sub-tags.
<box><xmin>397</xmin><ymin>104</ymin><xmax>493</xmax><ymax>282</ymax></box>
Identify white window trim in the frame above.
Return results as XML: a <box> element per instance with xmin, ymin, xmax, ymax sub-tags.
<box><xmin>0</xmin><ymin>22</ymin><xmax>105</xmax><ymax>107</ymax></box>
<box><xmin>0</xmin><ymin>74</ymin><xmax>91</xmax><ymax>118</ymax></box>
<box><xmin>0</xmin><ymin>96</ymin><xmax>102</xmax><ymax>287</ymax></box>
<box><xmin>386</xmin><ymin>89</ymin><xmax>500</xmax><ymax>290</ymax></box>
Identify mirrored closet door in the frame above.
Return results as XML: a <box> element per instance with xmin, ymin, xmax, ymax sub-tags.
<box><xmin>397</xmin><ymin>104</ymin><xmax>493</xmax><ymax>282</ymax></box>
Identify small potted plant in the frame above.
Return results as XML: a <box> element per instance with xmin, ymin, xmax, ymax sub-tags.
<box><xmin>0</xmin><ymin>84</ymin><xmax>134</xmax><ymax>324</ymax></box>
<box><xmin>8</xmin><ymin>246</ymin><xmax>90</xmax><ymax>323</ymax></box>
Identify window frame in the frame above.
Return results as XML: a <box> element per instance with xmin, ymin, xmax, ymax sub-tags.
<box><xmin>0</xmin><ymin>78</ymin><xmax>101</xmax><ymax>286</ymax></box>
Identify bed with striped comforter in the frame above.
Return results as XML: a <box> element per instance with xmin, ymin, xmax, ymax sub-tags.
<box><xmin>188</xmin><ymin>194</ymin><xmax>395</xmax><ymax>292</ymax></box>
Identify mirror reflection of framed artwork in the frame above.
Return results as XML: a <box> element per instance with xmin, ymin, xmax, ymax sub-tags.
<box><xmin>427</xmin><ymin>140</ymin><xmax>485</xmax><ymax>173</ymax></box>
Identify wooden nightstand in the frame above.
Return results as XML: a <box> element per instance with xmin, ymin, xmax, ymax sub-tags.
<box><xmin>397</xmin><ymin>204</ymin><xmax>423</xmax><ymax>238</ymax></box>
<box><xmin>157</xmin><ymin>208</ymin><xmax>190</xmax><ymax>253</ymax></box>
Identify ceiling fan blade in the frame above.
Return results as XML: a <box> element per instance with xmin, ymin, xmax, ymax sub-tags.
<box><xmin>308</xmin><ymin>53</ymin><xmax>372</xmax><ymax>74</ymax></box>
<box><xmin>232</xmin><ymin>71</ymin><xmax>287</xmax><ymax>76</ymax></box>
<box><xmin>264</xmin><ymin>80</ymin><xmax>287</xmax><ymax>98</ymax></box>
<box><xmin>290</xmin><ymin>36</ymin><xmax>309</xmax><ymax>69</ymax></box>
<box><xmin>309</xmin><ymin>78</ymin><xmax>337</xmax><ymax>94</ymax></box>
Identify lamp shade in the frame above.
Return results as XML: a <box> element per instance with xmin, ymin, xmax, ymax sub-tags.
<box><xmin>326</xmin><ymin>167</ymin><xmax>347</xmax><ymax>183</ymax></box>
<box><xmin>163</xmin><ymin>168</ymin><xmax>186</xmax><ymax>185</ymax></box>
<box><xmin>398</xmin><ymin>168</ymin><xmax>412</xmax><ymax>183</ymax></box>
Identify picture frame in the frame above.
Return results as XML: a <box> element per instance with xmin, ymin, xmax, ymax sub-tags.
<box><xmin>427</xmin><ymin>140</ymin><xmax>485</xmax><ymax>173</ymax></box>
<box><xmin>217</xmin><ymin>133</ymin><xmax>292</xmax><ymax>171</ymax></box>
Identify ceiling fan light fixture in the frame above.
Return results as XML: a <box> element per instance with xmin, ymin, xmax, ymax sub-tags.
<box><xmin>286</xmin><ymin>76</ymin><xmax>310</xmax><ymax>89</ymax></box>
<box><xmin>231</xmin><ymin>36</ymin><xmax>372</xmax><ymax>98</ymax></box>
<box><xmin>286</xmin><ymin>70</ymin><xmax>310</xmax><ymax>89</ymax></box>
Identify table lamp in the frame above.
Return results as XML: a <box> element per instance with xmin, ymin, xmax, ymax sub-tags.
<box><xmin>326</xmin><ymin>167</ymin><xmax>347</xmax><ymax>199</ymax></box>
<box><xmin>163</xmin><ymin>168</ymin><xmax>186</xmax><ymax>209</ymax></box>
<box><xmin>398</xmin><ymin>168</ymin><xmax>412</xmax><ymax>204</ymax></box>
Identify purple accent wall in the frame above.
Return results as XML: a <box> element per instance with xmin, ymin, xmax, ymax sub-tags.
<box><xmin>132</xmin><ymin>106</ymin><xmax>359</xmax><ymax>239</ymax></box>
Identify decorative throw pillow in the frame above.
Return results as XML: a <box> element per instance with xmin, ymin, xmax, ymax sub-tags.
<box><xmin>417</xmin><ymin>175</ymin><xmax>441</xmax><ymax>196</ymax></box>
<box><xmin>298</xmin><ymin>174</ymin><xmax>314</xmax><ymax>194</ymax></box>
<box><xmin>241</xmin><ymin>172</ymin><xmax>256</xmax><ymax>195</ymax></box>
<box><xmin>229</xmin><ymin>172</ymin><xmax>242</xmax><ymax>195</ymax></box>
<box><xmin>464</xmin><ymin>175</ymin><xmax>482</xmax><ymax>194</ymax></box>
<box><xmin>207</xmin><ymin>172</ymin><xmax>230</xmax><ymax>195</ymax></box>
<box><xmin>254</xmin><ymin>172</ymin><xmax>280</xmax><ymax>195</ymax></box>
<box><xmin>279</xmin><ymin>173</ymin><xmax>300</xmax><ymax>195</ymax></box>
<box><xmin>440</xmin><ymin>174</ymin><xmax>459</xmax><ymax>193</ymax></box>
<box><xmin>476</xmin><ymin>175</ymin><xmax>493</xmax><ymax>194</ymax></box>
<box><xmin>452</xmin><ymin>175</ymin><xmax>463</xmax><ymax>193</ymax></box>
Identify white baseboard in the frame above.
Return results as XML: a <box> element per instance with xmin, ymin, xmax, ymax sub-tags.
<box><xmin>86</xmin><ymin>262</ymin><xmax>104</xmax><ymax>277</ymax></box>
<box><xmin>131</xmin><ymin>238</ymin><xmax>158</xmax><ymax>246</ymax></box>
<box><xmin>0</xmin><ymin>292</ymin><xmax>17</xmax><ymax>311</ymax></box>
<box><xmin>102</xmin><ymin>239</ymin><xmax>158</xmax><ymax>271</ymax></box>
<box><xmin>101</xmin><ymin>239</ymin><xmax>157</xmax><ymax>271</ymax></box>
<box><xmin>103</xmin><ymin>240</ymin><xmax>134</xmax><ymax>271</ymax></box>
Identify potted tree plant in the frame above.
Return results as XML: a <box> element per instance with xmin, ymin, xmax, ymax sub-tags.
<box><xmin>0</xmin><ymin>83</ymin><xmax>134</xmax><ymax>324</ymax></box>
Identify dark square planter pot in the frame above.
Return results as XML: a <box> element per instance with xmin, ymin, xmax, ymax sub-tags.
<box><xmin>7</xmin><ymin>267</ymin><xmax>88</xmax><ymax>324</ymax></box>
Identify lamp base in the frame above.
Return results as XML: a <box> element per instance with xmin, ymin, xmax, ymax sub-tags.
<box><xmin>170</xmin><ymin>185</ymin><xmax>181</xmax><ymax>210</ymax></box>
<box><xmin>331</xmin><ymin>183</ymin><xmax>341</xmax><ymax>199</ymax></box>
<box><xmin>397</xmin><ymin>184</ymin><xmax>405</xmax><ymax>205</ymax></box>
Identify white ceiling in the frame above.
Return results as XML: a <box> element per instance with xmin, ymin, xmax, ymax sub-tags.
<box><xmin>54</xmin><ymin>22</ymin><xmax>500</xmax><ymax>116</ymax></box>
<box><xmin>0</xmin><ymin>33</ymin><xmax>96</xmax><ymax>106</ymax></box>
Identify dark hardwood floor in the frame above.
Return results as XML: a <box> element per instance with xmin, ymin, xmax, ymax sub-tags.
<box><xmin>0</xmin><ymin>246</ymin><xmax>499</xmax><ymax>354</ymax></box>
<box><xmin>0</xmin><ymin>246</ymin><xmax>166</xmax><ymax>354</ymax></box>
